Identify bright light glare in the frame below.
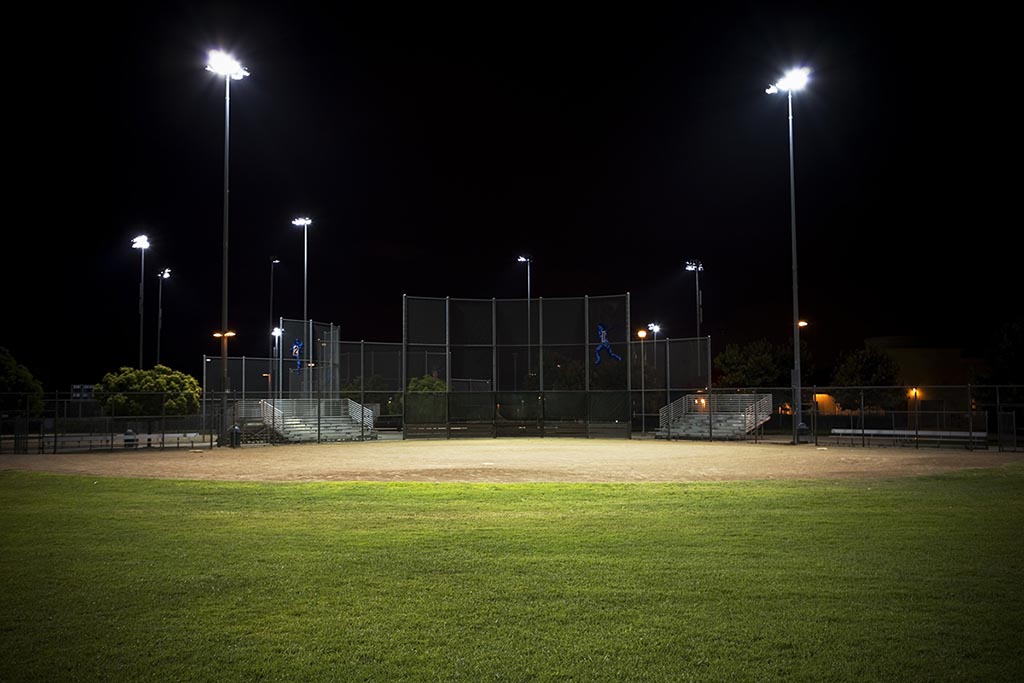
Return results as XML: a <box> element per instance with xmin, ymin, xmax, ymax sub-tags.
<box><xmin>648</xmin><ymin>323</ymin><xmax>661</xmax><ymax>334</ymax></box>
<box><xmin>768</xmin><ymin>67</ymin><xmax>810</xmax><ymax>94</ymax></box>
<box><xmin>272</xmin><ymin>327</ymin><xmax>283</xmax><ymax>337</ymax></box>
<box><xmin>132</xmin><ymin>235</ymin><xmax>150</xmax><ymax>249</ymax></box>
<box><xmin>291</xmin><ymin>217</ymin><xmax>312</xmax><ymax>227</ymax></box>
<box><xmin>206</xmin><ymin>50</ymin><xmax>249</xmax><ymax>80</ymax></box>
<box><xmin>213</xmin><ymin>331</ymin><xmax>237</xmax><ymax>338</ymax></box>
<box><xmin>798</xmin><ymin>320</ymin><xmax>809</xmax><ymax>327</ymax></box>
<box><xmin>637</xmin><ymin>329</ymin><xmax>647</xmax><ymax>339</ymax></box>
<box><xmin>684</xmin><ymin>260</ymin><xmax>703</xmax><ymax>272</ymax></box>
<box><xmin>159</xmin><ymin>268</ymin><xmax>171</xmax><ymax>279</ymax></box>
<box><xmin>517</xmin><ymin>256</ymin><xmax>529</xmax><ymax>262</ymax></box>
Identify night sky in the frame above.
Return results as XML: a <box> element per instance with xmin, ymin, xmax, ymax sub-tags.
<box><xmin>4</xmin><ymin>3</ymin><xmax>1016</xmax><ymax>389</ymax></box>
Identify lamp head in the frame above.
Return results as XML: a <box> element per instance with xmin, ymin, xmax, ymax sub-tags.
<box><xmin>206</xmin><ymin>50</ymin><xmax>249</xmax><ymax>80</ymax></box>
<box><xmin>767</xmin><ymin>67</ymin><xmax>810</xmax><ymax>94</ymax></box>
<box><xmin>132</xmin><ymin>235</ymin><xmax>150</xmax><ymax>250</ymax></box>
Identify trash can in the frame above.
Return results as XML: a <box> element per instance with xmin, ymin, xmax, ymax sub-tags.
<box><xmin>124</xmin><ymin>428</ymin><xmax>137</xmax><ymax>449</ymax></box>
<box><xmin>230</xmin><ymin>424</ymin><xmax>242</xmax><ymax>448</ymax></box>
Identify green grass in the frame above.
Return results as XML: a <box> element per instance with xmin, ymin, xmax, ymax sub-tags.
<box><xmin>1</xmin><ymin>466</ymin><xmax>1023</xmax><ymax>682</ymax></box>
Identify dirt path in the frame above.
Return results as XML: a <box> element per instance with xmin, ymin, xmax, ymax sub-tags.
<box><xmin>2</xmin><ymin>438</ymin><xmax>1021</xmax><ymax>483</ymax></box>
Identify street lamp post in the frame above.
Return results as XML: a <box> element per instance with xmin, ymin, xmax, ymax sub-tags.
<box><xmin>206</xmin><ymin>49</ymin><xmax>249</xmax><ymax>440</ymax></box>
<box><xmin>156</xmin><ymin>268</ymin><xmax>171</xmax><ymax>365</ymax></box>
<box><xmin>517</xmin><ymin>256</ymin><xmax>531</xmax><ymax>385</ymax></box>
<box><xmin>132</xmin><ymin>235</ymin><xmax>150</xmax><ymax>369</ymax></box>
<box><xmin>766</xmin><ymin>66</ymin><xmax>810</xmax><ymax>444</ymax></box>
<box><xmin>213</xmin><ymin>330</ymin><xmax>236</xmax><ymax>432</ymax></box>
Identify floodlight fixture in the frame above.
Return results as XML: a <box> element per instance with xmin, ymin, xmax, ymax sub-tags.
<box><xmin>132</xmin><ymin>235</ymin><xmax>150</xmax><ymax>250</ymax></box>
<box><xmin>684</xmin><ymin>259</ymin><xmax>703</xmax><ymax>272</ymax></box>
<box><xmin>206</xmin><ymin>50</ymin><xmax>250</xmax><ymax>80</ymax></box>
<box><xmin>213</xmin><ymin>331</ymin><xmax>236</xmax><ymax>338</ymax></box>
<box><xmin>766</xmin><ymin>67</ymin><xmax>809</xmax><ymax>94</ymax></box>
<box><xmin>648</xmin><ymin>323</ymin><xmax>661</xmax><ymax>335</ymax></box>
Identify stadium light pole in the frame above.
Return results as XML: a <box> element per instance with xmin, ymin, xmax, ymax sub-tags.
<box><xmin>766</xmin><ymin>66</ymin><xmax>810</xmax><ymax>444</ymax></box>
<box><xmin>292</xmin><ymin>218</ymin><xmax>312</xmax><ymax>324</ymax></box>
<box><xmin>268</xmin><ymin>258</ymin><xmax>280</xmax><ymax>387</ymax></box>
<box><xmin>292</xmin><ymin>218</ymin><xmax>313</xmax><ymax>398</ymax></box>
<box><xmin>132</xmin><ymin>235</ymin><xmax>150</xmax><ymax>369</ymax></box>
<box><xmin>518</xmin><ymin>256</ymin><xmax>532</xmax><ymax>384</ymax></box>
<box><xmin>206</xmin><ymin>49</ymin><xmax>249</xmax><ymax>439</ymax></box>
<box><xmin>648</xmin><ymin>323</ymin><xmax>661</xmax><ymax>370</ymax></box>
<box><xmin>156</xmin><ymin>268</ymin><xmax>171</xmax><ymax>365</ymax></box>
<box><xmin>637</xmin><ymin>328</ymin><xmax>648</xmax><ymax>433</ymax></box>
<box><xmin>685</xmin><ymin>259</ymin><xmax>703</xmax><ymax>378</ymax></box>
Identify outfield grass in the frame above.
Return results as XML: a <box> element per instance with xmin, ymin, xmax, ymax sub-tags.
<box><xmin>1</xmin><ymin>466</ymin><xmax>1022</xmax><ymax>682</ymax></box>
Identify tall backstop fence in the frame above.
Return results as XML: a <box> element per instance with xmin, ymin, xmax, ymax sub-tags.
<box><xmin>2</xmin><ymin>384</ymin><xmax>1022</xmax><ymax>453</ymax></box>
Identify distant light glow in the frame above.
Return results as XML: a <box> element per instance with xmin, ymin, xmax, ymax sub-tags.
<box><xmin>206</xmin><ymin>50</ymin><xmax>249</xmax><ymax>80</ymax></box>
<box><xmin>684</xmin><ymin>259</ymin><xmax>703</xmax><ymax>272</ymax></box>
<box><xmin>292</xmin><ymin>217</ymin><xmax>312</xmax><ymax>227</ymax></box>
<box><xmin>517</xmin><ymin>256</ymin><xmax>530</xmax><ymax>262</ymax></box>
<box><xmin>158</xmin><ymin>268</ymin><xmax>171</xmax><ymax>279</ymax></box>
<box><xmin>272</xmin><ymin>259</ymin><xmax>280</xmax><ymax>264</ymax></box>
<box><xmin>637</xmin><ymin>329</ymin><xmax>647</xmax><ymax>339</ymax></box>
<box><xmin>798</xmin><ymin>320</ymin><xmax>808</xmax><ymax>327</ymax></box>
<box><xmin>272</xmin><ymin>327</ymin><xmax>283</xmax><ymax>337</ymax></box>
<box><xmin>131</xmin><ymin>235</ymin><xmax>150</xmax><ymax>250</ymax></box>
<box><xmin>767</xmin><ymin>67</ymin><xmax>810</xmax><ymax>94</ymax></box>
<box><xmin>213</xmin><ymin>331</ymin><xmax>237</xmax><ymax>338</ymax></box>
<box><xmin>648</xmin><ymin>323</ymin><xmax>661</xmax><ymax>334</ymax></box>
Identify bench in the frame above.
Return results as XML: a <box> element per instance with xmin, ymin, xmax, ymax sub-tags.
<box><xmin>830</xmin><ymin>428</ymin><xmax>987</xmax><ymax>448</ymax></box>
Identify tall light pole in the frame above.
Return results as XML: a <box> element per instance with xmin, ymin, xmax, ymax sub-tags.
<box><xmin>637</xmin><ymin>328</ymin><xmax>648</xmax><ymax>433</ymax></box>
<box><xmin>269</xmin><ymin>258</ymin><xmax>280</xmax><ymax>390</ymax></box>
<box><xmin>156</xmin><ymin>268</ymin><xmax>171</xmax><ymax>365</ymax></box>
<box><xmin>132</xmin><ymin>235</ymin><xmax>150</xmax><ymax>369</ymax></box>
<box><xmin>206</xmin><ymin>49</ymin><xmax>249</xmax><ymax>437</ymax></box>
<box><xmin>685</xmin><ymin>259</ymin><xmax>703</xmax><ymax>378</ymax></box>
<box><xmin>684</xmin><ymin>260</ymin><xmax>703</xmax><ymax>338</ymax></box>
<box><xmin>767</xmin><ymin>66</ymin><xmax>810</xmax><ymax>443</ymax></box>
<box><xmin>292</xmin><ymin>218</ymin><xmax>313</xmax><ymax>397</ymax></box>
<box><xmin>648</xmin><ymin>323</ymin><xmax>661</xmax><ymax>370</ymax></box>
<box><xmin>292</xmin><ymin>218</ymin><xmax>312</xmax><ymax>323</ymax></box>
<box><xmin>517</xmin><ymin>256</ymin><xmax>531</xmax><ymax>385</ymax></box>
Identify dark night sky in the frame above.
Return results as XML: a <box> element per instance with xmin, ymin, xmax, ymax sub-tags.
<box><xmin>3</xmin><ymin>2</ymin><xmax>1017</xmax><ymax>389</ymax></box>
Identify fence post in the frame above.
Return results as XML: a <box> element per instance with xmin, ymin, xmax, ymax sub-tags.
<box><xmin>860</xmin><ymin>389</ymin><xmax>865</xmax><ymax>448</ymax></box>
<box><xmin>812</xmin><ymin>386</ymin><xmax>818</xmax><ymax>446</ymax></box>
<box><xmin>664</xmin><ymin>339</ymin><xmax>671</xmax><ymax>441</ymax></box>
<box><xmin>161</xmin><ymin>392</ymin><xmax>166</xmax><ymax>449</ymax></box>
<box><xmin>967</xmin><ymin>384</ymin><xmax>974</xmax><ymax>451</ymax></box>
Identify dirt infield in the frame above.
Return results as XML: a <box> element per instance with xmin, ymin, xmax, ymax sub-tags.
<box><xmin>2</xmin><ymin>438</ymin><xmax>1021</xmax><ymax>483</ymax></box>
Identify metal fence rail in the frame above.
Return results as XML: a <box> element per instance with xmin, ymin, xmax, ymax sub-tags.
<box><xmin>2</xmin><ymin>384</ymin><xmax>1022</xmax><ymax>452</ymax></box>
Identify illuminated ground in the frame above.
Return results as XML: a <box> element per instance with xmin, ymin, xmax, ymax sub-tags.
<box><xmin>2</xmin><ymin>438</ymin><xmax>1020</xmax><ymax>482</ymax></box>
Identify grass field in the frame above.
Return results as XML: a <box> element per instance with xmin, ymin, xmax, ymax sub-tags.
<box><xmin>2</xmin><ymin>465</ymin><xmax>1022</xmax><ymax>682</ymax></box>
